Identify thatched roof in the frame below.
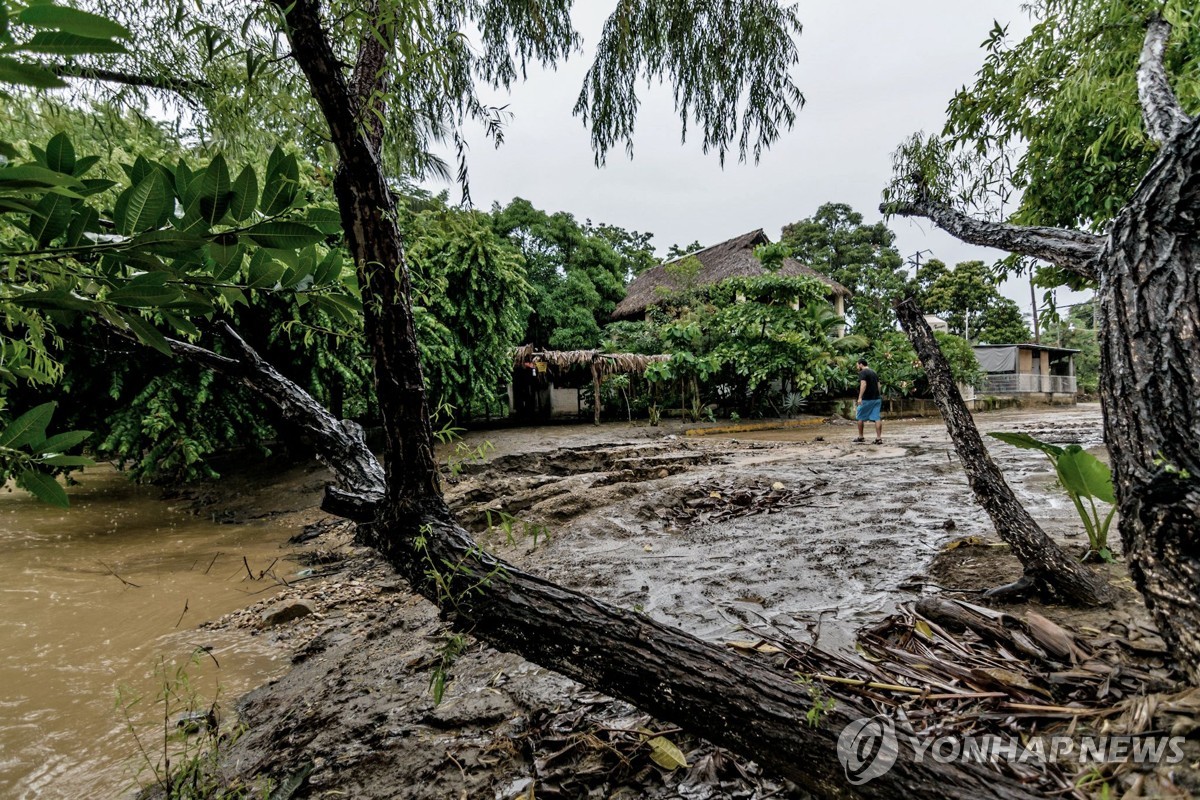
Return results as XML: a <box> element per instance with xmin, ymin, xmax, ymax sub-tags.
<box><xmin>611</xmin><ymin>229</ymin><xmax>851</xmax><ymax>320</ymax></box>
<box><xmin>513</xmin><ymin>345</ymin><xmax>669</xmax><ymax>376</ymax></box>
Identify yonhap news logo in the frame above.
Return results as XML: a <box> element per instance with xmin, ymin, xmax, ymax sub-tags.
<box><xmin>835</xmin><ymin>715</ymin><xmax>1186</xmax><ymax>785</ymax></box>
<box><xmin>837</xmin><ymin>715</ymin><xmax>899</xmax><ymax>785</ymax></box>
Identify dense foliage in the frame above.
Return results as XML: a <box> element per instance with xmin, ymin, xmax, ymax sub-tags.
<box><xmin>780</xmin><ymin>202</ymin><xmax>907</xmax><ymax>342</ymax></box>
<box><xmin>910</xmin><ymin>259</ymin><xmax>1032</xmax><ymax>344</ymax></box>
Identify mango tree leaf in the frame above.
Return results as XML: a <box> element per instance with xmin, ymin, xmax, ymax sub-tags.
<box><xmin>119</xmin><ymin>312</ymin><xmax>173</xmax><ymax>355</ymax></box>
<box><xmin>130</xmin><ymin>229</ymin><xmax>207</xmax><ymax>256</ymax></box>
<box><xmin>107</xmin><ymin>283</ymin><xmax>183</xmax><ymax>307</ymax></box>
<box><xmin>227</xmin><ymin>164</ymin><xmax>258</xmax><ymax>222</ymax></box>
<box><xmin>0</xmin><ymin>401</ymin><xmax>56</xmax><ymax>447</ymax></box>
<box><xmin>1056</xmin><ymin>446</ymin><xmax>1116</xmax><ymax>504</ymax></box>
<box><xmin>29</xmin><ymin>191</ymin><xmax>74</xmax><ymax>246</ymax></box>
<box><xmin>260</xmin><ymin>150</ymin><xmax>298</xmax><ymax>215</ymax></box>
<box><xmin>246</xmin><ymin>249</ymin><xmax>286</xmax><ymax>288</ymax></box>
<box><xmin>199</xmin><ymin>154</ymin><xmax>232</xmax><ymax>225</ymax></box>
<box><xmin>38</xmin><ymin>429</ymin><xmax>92</xmax><ymax>453</ymax></box>
<box><xmin>16</xmin><ymin>469</ymin><xmax>68</xmax><ymax>507</ymax></box>
<box><xmin>18</xmin><ymin>31</ymin><xmax>126</xmax><ymax>55</ymax></box>
<box><xmin>6</xmin><ymin>288</ymin><xmax>94</xmax><ymax>312</ymax></box>
<box><xmin>246</xmin><ymin>221</ymin><xmax>324</xmax><ymax>250</ymax></box>
<box><xmin>0</xmin><ymin>56</ymin><xmax>68</xmax><ymax>88</ymax></box>
<box><xmin>118</xmin><ymin>170</ymin><xmax>171</xmax><ymax>235</ymax></box>
<box><xmin>39</xmin><ymin>454</ymin><xmax>93</xmax><ymax>467</ymax></box>
<box><xmin>306</xmin><ymin>207</ymin><xmax>341</xmax><ymax>234</ymax></box>
<box><xmin>64</xmin><ymin>206</ymin><xmax>99</xmax><ymax>246</ymax></box>
<box><xmin>44</xmin><ymin>132</ymin><xmax>75</xmax><ymax>174</ymax></box>
<box><xmin>987</xmin><ymin>431</ymin><xmax>1065</xmax><ymax>458</ymax></box>
<box><xmin>18</xmin><ymin>5</ymin><xmax>131</xmax><ymax>41</ymax></box>
<box><xmin>0</xmin><ymin>164</ymin><xmax>82</xmax><ymax>189</ymax></box>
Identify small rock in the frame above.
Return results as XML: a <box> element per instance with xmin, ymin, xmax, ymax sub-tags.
<box><xmin>942</xmin><ymin>519</ymin><xmax>956</xmax><ymax>531</ymax></box>
<box><xmin>657</xmin><ymin>468</ymin><xmax>670</xmax><ymax>479</ymax></box>
<box><xmin>261</xmin><ymin>599</ymin><xmax>317</xmax><ymax>628</ymax></box>
<box><xmin>771</xmin><ymin>481</ymin><xmax>785</xmax><ymax>491</ymax></box>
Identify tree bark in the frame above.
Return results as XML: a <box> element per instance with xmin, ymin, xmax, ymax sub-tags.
<box><xmin>886</xmin><ymin>16</ymin><xmax>1200</xmax><ymax>682</ymax></box>
<box><xmin>895</xmin><ymin>300</ymin><xmax>1108</xmax><ymax>606</ymax></box>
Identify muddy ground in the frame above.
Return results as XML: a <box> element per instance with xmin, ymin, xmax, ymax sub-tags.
<box><xmin>183</xmin><ymin>404</ymin><xmax>1166</xmax><ymax>799</ymax></box>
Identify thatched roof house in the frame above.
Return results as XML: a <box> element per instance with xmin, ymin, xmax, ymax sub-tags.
<box><xmin>611</xmin><ymin>229</ymin><xmax>851</xmax><ymax>321</ymax></box>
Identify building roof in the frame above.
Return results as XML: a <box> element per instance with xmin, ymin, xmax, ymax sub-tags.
<box><xmin>973</xmin><ymin>343</ymin><xmax>1081</xmax><ymax>355</ymax></box>
<box><xmin>610</xmin><ymin>229</ymin><xmax>851</xmax><ymax>320</ymax></box>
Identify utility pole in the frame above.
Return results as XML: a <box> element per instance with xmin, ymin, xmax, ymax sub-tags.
<box><xmin>1029</xmin><ymin>274</ymin><xmax>1041</xmax><ymax>343</ymax></box>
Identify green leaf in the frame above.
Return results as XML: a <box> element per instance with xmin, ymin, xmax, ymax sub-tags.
<box><xmin>119</xmin><ymin>170</ymin><xmax>170</xmax><ymax>235</ymax></box>
<box><xmin>0</xmin><ymin>56</ymin><xmax>68</xmax><ymax>88</ymax></box>
<box><xmin>0</xmin><ymin>401</ymin><xmax>56</xmax><ymax>448</ymax></box>
<box><xmin>313</xmin><ymin>249</ymin><xmax>343</xmax><ymax>285</ymax></box>
<box><xmin>130</xmin><ymin>229</ymin><xmax>207</xmax><ymax>256</ymax></box>
<box><xmin>119</xmin><ymin>312</ymin><xmax>173</xmax><ymax>355</ymax></box>
<box><xmin>39</xmin><ymin>454</ymin><xmax>93</xmax><ymax>467</ymax></box>
<box><xmin>246</xmin><ymin>221</ymin><xmax>323</xmax><ymax>250</ymax></box>
<box><xmin>227</xmin><ymin>164</ymin><xmax>258</xmax><ymax>222</ymax></box>
<box><xmin>18</xmin><ymin>31</ymin><xmax>126</xmax><ymax>56</ymax></box>
<box><xmin>72</xmin><ymin>155</ymin><xmax>100</xmax><ymax>177</ymax></box>
<box><xmin>16</xmin><ymin>469</ymin><xmax>68</xmax><ymax>507</ymax></box>
<box><xmin>246</xmin><ymin>249</ymin><xmax>286</xmax><ymax>289</ymax></box>
<box><xmin>44</xmin><ymin>132</ymin><xmax>75</xmax><ymax>174</ymax></box>
<box><xmin>0</xmin><ymin>164</ymin><xmax>81</xmax><ymax>189</ymax></box>
<box><xmin>39</xmin><ymin>429</ymin><xmax>92</xmax><ymax>453</ymax></box>
<box><xmin>28</xmin><ymin>191</ymin><xmax>74</xmax><ymax>246</ymax></box>
<box><xmin>18</xmin><ymin>5</ymin><xmax>131</xmax><ymax>40</ymax></box>
<box><xmin>306</xmin><ymin>208</ymin><xmax>341</xmax><ymax>234</ymax></box>
<box><xmin>1056</xmin><ymin>446</ymin><xmax>1115</xmax><ymax>504</ymax></box>
<box><xmin>107</xmin><ymin>283</ymin><xmax>183</xmax><ymax>308</ymax></box>
<box><xmin>260</xmin><ymin>151</ymin><xmax>298</xmax><ymax>215</ymax></box>
<box><xmin>987</xmin><ymin>431</ymin><xmax>1065</xmax><ymax>458</ymax></box>
<box><xmin>64</xmin><ymin>206</ymin><xmax>99</xmax><ymax>247</ymax></box>
<box><xmin>208</xmin><ymin>233</ymin><xmax>241</xmax><ymax>266</ymax></box>
<box><xmin>199</xmin><ymin>154</ymin><xmax>232</xmax><ymax>225</ymax></box>
<box><xmin>6</xmin><ymin>288</ymin><xmax>93</xmax><ymax>312</ymax></box>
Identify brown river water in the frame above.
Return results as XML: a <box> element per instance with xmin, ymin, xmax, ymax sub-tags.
<box><xmin>0</xmin><ymin>465</ymin><xmax>292</xmax><ymax>799</ymax></box>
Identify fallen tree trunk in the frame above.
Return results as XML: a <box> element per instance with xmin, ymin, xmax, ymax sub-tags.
<box><xmin>894</xmin><ymin>300</ymin><xmax>1107</xmax><ymax>606</ymax></box>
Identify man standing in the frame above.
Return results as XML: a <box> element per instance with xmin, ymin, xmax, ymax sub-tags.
<box><xmin>854</xmin><ymin>358</ymin><xmax>882</xmax><ymax>444</ymax></box>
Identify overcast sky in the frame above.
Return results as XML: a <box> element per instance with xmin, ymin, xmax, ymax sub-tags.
<box><xmin>424</xmin><ymin>1</ymin><xmax>1093</xmax><ymax>317</ymax></box>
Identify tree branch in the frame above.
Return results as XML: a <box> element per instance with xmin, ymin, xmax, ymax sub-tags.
<box><xmin>884</xmin><ymin>200</ymin><xmax>1102</xmax><ymax>282</ymax></box>
<box><xmin>39</xmin><ymin>62</ymin><xmax>211</xmax><ymax>95</ymax></box>
<box><xmin>349</xmin><ymin>0</ymin><xmax>393</xmax><ymax>154</ymax></box>
<box><xmin>1138</xmin><ymin>14</ymin><xmax>1192</xmax><ymax>145</ymax></box>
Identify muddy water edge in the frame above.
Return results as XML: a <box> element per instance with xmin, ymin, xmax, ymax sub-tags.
<box><xmin>0</xmin><ymin>464</ymin><xmax>298</xmax><ymax>799</ymax></box>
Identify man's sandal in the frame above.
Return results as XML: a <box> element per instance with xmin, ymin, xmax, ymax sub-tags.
<box><xmin>852</xmin><ymin>437</ymin><xmax>866</xmax><ymax>443</ymax></box>
<box><xmin>873</xmin><ymin>439</ymin><xmax>883</xmax><ymax>445</ymax></box>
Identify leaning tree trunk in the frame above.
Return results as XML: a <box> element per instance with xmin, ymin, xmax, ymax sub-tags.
<box><xmin>263</xmin><ymin>0</ymin><xmax>1048</xmax><ymax>796</ymax></box>
<box><xmin>885</xmin><ymin>14</ymin><xmax>1200</xmax><ymax>683</ymax></box>
<box><xmin>895</xmin><ymin>300</ymin><xmax>1107</xmax><ymax>606</ymax></box>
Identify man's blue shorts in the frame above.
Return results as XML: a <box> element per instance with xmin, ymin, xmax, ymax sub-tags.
<box><xmin>856</xmin><ymin>399</ymin><xmax>882</xmax><ymax>422</ymax></box>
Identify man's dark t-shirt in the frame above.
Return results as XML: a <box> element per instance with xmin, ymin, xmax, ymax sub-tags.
<box><xmin>858</xmin><ymin>368</ymin><xmax>880</xmax><ymax>401</ymax></box>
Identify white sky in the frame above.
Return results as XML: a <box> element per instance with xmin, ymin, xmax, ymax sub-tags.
<box><xmin>426</xmin><ymin>1</ymin><xmax>1093</xmax><ymax>319</ymax></box>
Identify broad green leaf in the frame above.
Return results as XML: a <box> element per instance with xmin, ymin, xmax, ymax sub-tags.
<box><xmin>107</xmin><ymin>283</ymin><xmax>183</xmax><ymax>308</ymax></box>
<box><xmin>18</xmin><ymin>31</ymin><xmax>126</xmax><ymax>56</ymax></box>
<box><xmin>119</xmin><ymin>312</ymin><xmax>173</xmax><ymax>355</ymax></box>
<box><xmin>29</xmin><ymin>191</ymin><xmax>74</xmax><ymax>247</ymax></box>
<box><xmin>0</xmin><ymin>401</ymin><xmax>56</xmax><ymax>448</ymax></box>
<box><xmin>6</xmin><ymin>288</ymin><xmax>93</xmax><ymax>311</ymax></box>
<box><xmin>39</xmin><ymin>429</ymin><xmax>92</xmax><ymax>453</ymax></box>
<box><xmin>306</xmin><ymin>208</ymin><xmax>341</xmax><ymax>234</ymax></box>
<box><xmin>44</xmin><ymin>132</ymin><xmax>75</xmax><ymax>174</ymax></box>
<box><xmin>64</xmin><ymin>206</ymin><xmax>99</xmax><ymax>246</ymax></box>
<box><xmin>987</xmin><ymin>431</ymin><xmax>1065</xmax><ymax>458</ymax></box>
<box><xmin>0</xmin><ymin>56</ymin><xmax>68</xmax><ymax>88</ymax></box>
<box><xmin>119</xmin><ymin>170</ymin><xmax>170</xmax><ymax>234</ymax></box>
<box><xmin>0</xmin><ymin>164</ymin><xmax>82</xmax><ymax>189</ymax></box>
<box><xmin>260</xmin><ymin>152</ymin><xmax>298</xmax><ymax>215</ymax></box>
<box><xmin>199</xmin><ymin>154</ymin><xmax>232</xmax><ymax>225</ymax></box>
<box><xmin>246</xmin><ymin>221</ymin><xmax>323</xmax><ymax>250</ymax></box>
<box><xmin>16</xmin><ymin>470</ymin><xmax>68</xmax><ymax>507</ymax></box>
<box><xmin>72</xmin><ymin>155</ymin><xmax>100</xmax><ymax>176</ymax></box>
<box><xmin>1056</xmin><ymin>446</ymin><xmax>1115</xmax><ymax>504</ymax></box>
<box><xmin>130</xmin><ymin>229</ymin><xmax>207</xmax><ymax>256</ymax></box>
<box><xmin>161</xmin><ymin>311</ymin><xmax>200</xmax><ymax>338</ymax></box>
<box><xmin>39</xmin><ymin>454</ymin><xmax>93</xmax><ymax>467</ymax></box>
<box><xmin>227</xmin><ymin>164</ymin><xmax>258</xmax><ymax>222</ymax></box>
<box><xmin>126</xmin><ymin>156</ymin><xmax>154</xmax><ymax>187</ymax></box>
<box><xmin>18</xmin><ymin>5</ymin><xmax>130</xmax><ymax>41</ymax></box>
<box><xmin>0</xmin><ymin>197</ymin><xmax>39</xmax><ymax>214</ymax></box>
<box><xmin>246</xmin><ymin>249</ymin><xmax>286</xmax><ymax>289</ymax></box>
<box><xmin>313</xmin><ymin>249</ymin><xmax>343</xmax><ymax>285</ymax></box>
